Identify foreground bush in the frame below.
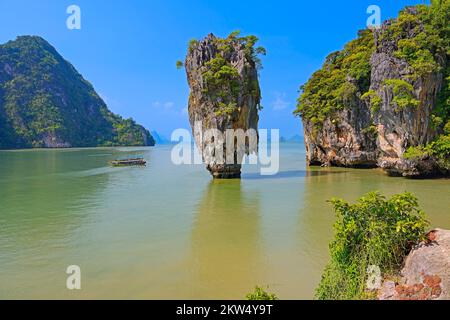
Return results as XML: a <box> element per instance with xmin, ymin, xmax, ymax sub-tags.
<box><xmin>246</xmin><ymin>286</ymin><xmax>278</xmax><ymax>300</ymax></box>
<box><xmin>316</xmin><ymin>192</ymin><xmax>429</xmax><ymax>300</ymax></box>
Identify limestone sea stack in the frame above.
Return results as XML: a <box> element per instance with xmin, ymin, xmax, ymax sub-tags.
<box><xmin>182</xmin><ymin>32</ymin><xmax>264</xmax><ymax>178</ymax></box>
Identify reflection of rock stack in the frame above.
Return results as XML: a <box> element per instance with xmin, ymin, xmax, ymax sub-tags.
<box><xmin>189</xmin><ymin>180</ymin><xmax>262</xmax><ymax>298</ymax></box>
<box><xmin>184</xmin><ymin>33</ymin><xmax>263</xmax><ymax>178</ymax></box>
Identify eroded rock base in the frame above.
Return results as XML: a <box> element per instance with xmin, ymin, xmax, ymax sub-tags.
<box><xmin>207</xmin><ymin>164</ymin><xmax>242</xmax><ymax>179</ymax></box>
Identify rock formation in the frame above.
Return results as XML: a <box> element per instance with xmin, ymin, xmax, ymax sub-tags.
<box><xmin>296</xmin><ymin>3</ymin><xmax>449</xmax><ymax>177</ymax></box>
<box><xmin>370</xmin><ymin>9</ymin><xmax>445</xmax><ymax>177</ymax></box>
<box><xmin>183</xmin><ymin>32</ymin><xmax>263</xmax><ymax>178</ymax></box>
<box><xmin>0</xmin><ymin>36</ymin><xmax>154</xmax><ymax>149</ymax></box>
<box><xmin>379</xmin><ymin>229</ymin><xmax>450</xmax><ymax>300</ymax></box>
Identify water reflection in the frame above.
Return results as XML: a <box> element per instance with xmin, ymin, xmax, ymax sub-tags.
<box><xmin>0</xmin><ymin>149</ymin><xmax>112</xmax><ymax>298</ymax></box>
<box><xmin>0</xmin><ymin>150</ymin><xmax>111</xmax><ymax>242</ymax></box>
<box><xmin>242</xmin><ymin>169</ymin><xmax>347</xmax><ymax>180</ymax></box>
<box><xmin>188</xmin><ymin>179</ymin><xmax>263</xmax><ymax>299</ymax></box>
<box><xmin>1</xmin><ymin>144</ymin><xmax>448</xmax><ymax>299</ymax></box>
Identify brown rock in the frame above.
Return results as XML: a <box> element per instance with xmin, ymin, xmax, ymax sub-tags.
<box><xmin>379</xmin><ymin>229</ymin><xmax>450</xmax><ymax>300</ymax></box>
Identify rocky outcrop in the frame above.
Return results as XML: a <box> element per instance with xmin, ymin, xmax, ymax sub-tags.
<box><xmin>184</xmin><ymin>33</ymin><xmax>261</xmax><ymax>178</ymax></box>
<box><xmin>370</xmin><ymin>11</ymin><xmax>445</xmax><ymax>177</ymax></box>
<box><xmin>303</xmin><ymin>102</ymin><xmax>379</xmax><ymax>168</ymax></box>
<box><xmin>300</xmin><ymin>6</ymin><xmax>449</xmax><ymax>177</ymax></box>
<box><xmin>379</xmin><ymin>229</ymin><xmax>450</xmax><ymax>300</ymax></box>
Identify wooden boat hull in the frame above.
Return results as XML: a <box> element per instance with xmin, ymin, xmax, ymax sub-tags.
<box><xmin>110</xmin><ymin>158</ymin><xmax>147</xmax><ymax>167</ymax></box>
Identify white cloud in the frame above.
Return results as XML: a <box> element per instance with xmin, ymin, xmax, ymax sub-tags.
<box><xmin>152</xmin><ymin>101</ymin><xmax>175</xmax><ymax>110</ymax></box>
<box><xmin>272</xmin><ymin>92</ymin><xmax>290</xmax><ymax>111</ymax></box>
<box><xmin>152</xmin><ymin>101</ymin><xmax>188</xmax><ymax>117</ymax></box>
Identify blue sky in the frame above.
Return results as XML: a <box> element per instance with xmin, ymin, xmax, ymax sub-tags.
<box><xmin>0</xmin><ymin>0</ymin><xmax>426</xmax><ymax>138</ymax></box>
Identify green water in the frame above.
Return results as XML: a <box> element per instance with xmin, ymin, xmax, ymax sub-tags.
<box><xmin>0</xmin><ymin>143</ymin><xmax>449</xmax><ymax>299</ymax></box>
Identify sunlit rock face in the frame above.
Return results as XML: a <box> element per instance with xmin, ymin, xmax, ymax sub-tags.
<box><xmin>370</xmin><ymin>11</ymin><xmax>445</xmax><ymax>177</ymax></box>
<box><xmin>184</xmin><ymin>33</ymin><xmax>261</xmax><ymax>178</ymax></box>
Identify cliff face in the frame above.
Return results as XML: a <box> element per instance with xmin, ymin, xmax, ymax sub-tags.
<box><xmin>0</xmin><ymin>36</ymin><xmax>154</xmax><ymax>149</ymax></box>
<box><xmin>184</xmin><ymin>33</ymin><xmax>263</xmax><ymax>178</ymax></box>
<box><xmin>371</xmin><ymin>12</ymin><xmax>445</xmax><ymax>176</ymax></box>
<box><xmin>297</xmin><ymin>4</ymin><xmax>449</xmax><ymax>177</ymax></box>
<box><xmin>302</xmin><ymin>92</ymin><xmax>378</xmax><ymax>168</ymax></box>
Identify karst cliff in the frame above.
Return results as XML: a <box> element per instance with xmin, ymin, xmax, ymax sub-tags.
<box><xmin>295</xmin><ymin>2</ymin><xmax>449</xmax><ymax>177</ymax></box>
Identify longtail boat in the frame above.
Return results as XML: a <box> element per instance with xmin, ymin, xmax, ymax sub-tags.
<box><xmin>110</xmin><ymin>158</ymin><xmax>146</xmax><ymax>167</ymax></box>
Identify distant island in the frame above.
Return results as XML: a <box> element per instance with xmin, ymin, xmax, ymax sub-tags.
<box><xmin>0</xmin><ymin>36</ymin><xmax>155</xmax><ymax>150</ymax></box>
<box><xmin>150</xmin><ymin>131</ymin><xmax>171</xmax><ymax>145</ymax></box>
<box><xmin>280</xmin><ymin>134</ymin><xmax>303</xmax><ymax>143</ymax></box>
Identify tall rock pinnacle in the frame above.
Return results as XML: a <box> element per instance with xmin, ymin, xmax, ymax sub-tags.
<box><xmin>183</xmin><ymin>32</ymin><xmax>264</xmax><ymax>178</ymax></box>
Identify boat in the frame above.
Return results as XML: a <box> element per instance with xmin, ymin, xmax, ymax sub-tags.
<box><xmin>110</xmin><ymin>158</ymin><xmax>146</xmax><ymax>167</ymax></box>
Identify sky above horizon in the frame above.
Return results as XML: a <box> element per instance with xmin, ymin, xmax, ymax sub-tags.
<box><xmin>0</xmin><ymin>0</ymin><xmax>427</xmax><ymax>138</ymax></box>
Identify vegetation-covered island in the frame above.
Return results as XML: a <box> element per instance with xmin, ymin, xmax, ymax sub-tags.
<box><xmin>295</xmin><ymin>1</ymin><xmax>449</xmax><ymax>178</ymax></box>
<box><xmin>0</xmin><ymin>36</ymin><xmax>154</xmax><ymax>149</ymax></box>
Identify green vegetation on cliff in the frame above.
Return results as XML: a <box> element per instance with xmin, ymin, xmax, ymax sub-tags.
<box><xmin>296</xmin><ymin>2</ymin><xmax>448</xmax><ymax>124</ymax></box>
<box><xmin>0</xmin><ymin>36</ymin><xmax>154</xmax><ymax>149</ymax></box>
<box><xmin>180</xmin><ymin>31</ymin><xmax>265</xmax><ymax>117</ymax></box>
<box><xmin>387</xmin><ymin>1</ymin><xmax>449</xmax><ymax>143</ymax></box>
<box><xmin>295</xmin><ymin>1</ymin><xmax>449</xmax><ymax>169</ymax></box>
<box><xmin>203</xmin><ymin>31</ymin><xmax>265</xmax><ymax>116</ymax></box>
<box><xmin>316</xmin><ymin>192</ymin><xmax>429</xmax><ymax>300</ymax></box>
<box><xmin>294</xmin><ymin>29</ymin><xmax>374</xmax><ymax>125</ymax></box>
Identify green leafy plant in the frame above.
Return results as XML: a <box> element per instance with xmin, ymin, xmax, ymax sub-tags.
<box><xmin>362</xmin><ymin>124</ymin><xmax>378</xmax><ymax>137</ymax></box>
<box><xmin>428</xmin><ymin>134</ymin><xmax>450</xmax><ymax>169</ymax></box>
<box><xmin>176</xmin><ymin>60</ymin><xmax>184</xmax><ymax>69</ymax></box>
<box><xmin>187</xmin><ymin>31</ymin><xmax>265</xmax><ymax>117</ymax></box>
<box><xmin>188</xmin><ymin>39</ymin><xmax>199</xmax><ymax>52</ymax></box>
<box><xmin>444</xmin><ymin>120</ymin><xmax>450</xmax><ymax>135</ymax></box>
<box><xmin>404</xmin><ymin>134</ymin><xmax>450</xmax><ymax>170</ymax></box>
<box><xmin>361</xmin><ymin>90</ymin><xmax>382</xmax><ymax>113</ymax></box>
<box><xmin>214</xmin><ymin>102</ymin><xmax>237</xmax><ymax>117</ymax></box>
<box><xmin>403</xmin><ymin>146</ymin><xmax>429</xmax><ymax>160</ymax></box>
<box><xmin>294</xmin><ymin>29</ymin><xmax>375</xmax><ymax>126</ymax></box>
<box><xmin>383</xmin><ymin>79</ymin><xmax>420</xmax><ymax>111</ymax></box>
<box><xmin>316</xmin><ymin>192</ymin><xmax>429</xmax><ymax>300</ymax></box>
<box><xmin>246</xmin><ymin>286</ymin><xmax>278</xmax><ymax>300</ymax></box>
